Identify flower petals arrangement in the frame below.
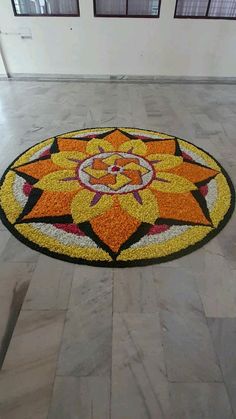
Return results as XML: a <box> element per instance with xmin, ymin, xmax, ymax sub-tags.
<box><xmin>0</xmin><ymin>127</ymin><xmax>234</xmax><ymax>267</ymax></box>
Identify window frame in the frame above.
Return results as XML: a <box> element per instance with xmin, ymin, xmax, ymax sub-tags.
<box><xmin>174</xmin><ymin>0</ymin><xmax>236</xmax><ymax>20</ymax></box>
<box><xmin>11</xmin><ymin>0</ymin><xmax>80</xmax><ymax>17</ymax></box>
<box><xmin>93</xmin><ymin>0</ymin><xmax>161</xmax><ymax>18</ymax></box>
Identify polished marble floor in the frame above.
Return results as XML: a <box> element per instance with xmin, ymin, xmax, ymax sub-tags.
<box><xmin>0</xmin><ymin>80</ymin><xmax>236</xmax><ymax>419</ymax></box>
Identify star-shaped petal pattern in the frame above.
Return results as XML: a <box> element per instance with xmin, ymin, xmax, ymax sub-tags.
<box><xmin>12</xmin><ymin>129</ymin><xmax>220</xmax><ymax>256</ymax></box>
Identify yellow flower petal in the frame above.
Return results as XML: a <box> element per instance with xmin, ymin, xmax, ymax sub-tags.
<box><xmin>150</xmin><ymin>173</ymin><xmax>197</xmax><ymax>193</ymax></box>
<box><xmin>123</xmin><ymin>162</ymin><xmax>149</xmax><ymax>175</ymax></box>
<box><xmin>71</xmin><ymin>190</ymin><xmax>113</xmax><ymax>224</ymax></box>
<box><xmin>147</xmin><ymin>154</ymin><xmax>183</xmax><ymax>171</ymax></box>
<box><xmin>102</xmin><ymin>154</ymin><xmax>122</xmax><ymax>165</ymax></box>
<box><xmin>119</xmin><ymin>140</ymin><xmax>147</xmax><ymax>155</ymax></box>
<box><xmin>119</xmin><ymin>190</ymin><xmax>159</xmax><ymax>224</ymax></box>
<box><xmin>35</xmin><ymin>170</ymin><xmax>80</xmax><ymax>192</ymax></box>
<box><xmin>86</xmin><ymin>139</ymin><xmax>114</xmax><ymax>155</ymax></box>
<box><xmin>83</xmin><ymin>167</ymin><xmax>107</xmax><ymax>179</ymax></box>
<box><xmin>109</xmin><ymin>174</ymin><xmax>130</xmax><ymax>191</ymax></box>
<box><xmin>51</xmin><ymin>151</ymin><xmax>86</xmax><ymax>169</ymax></box>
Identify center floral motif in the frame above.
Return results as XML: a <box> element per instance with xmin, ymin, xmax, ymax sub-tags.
<box><xmin>78</xmin><ymin>152</ymin><xmax>154</xmax><ymax>194</ymax></box>
<box><xmin>12</xmin><ymin>129</ymin><xmax>219</xmax><ymax>255</ymax></box>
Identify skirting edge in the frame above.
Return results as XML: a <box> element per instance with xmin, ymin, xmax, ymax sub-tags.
<box><xmin>1</xmin><ymin>74</ymin><xmax>236</xmax><ymax>84</ymax></box>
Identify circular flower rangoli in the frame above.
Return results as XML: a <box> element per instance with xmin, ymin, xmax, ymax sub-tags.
<box><xmin>0</xmin><ymin>127</ymin><xmax>234</xmax><ymax>267</ymax></box>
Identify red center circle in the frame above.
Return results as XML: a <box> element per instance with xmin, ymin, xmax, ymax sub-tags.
<box><xmin>111</xmin><ymin>166</ymin><xmax>120</xmax><ymax>172</ymax></box>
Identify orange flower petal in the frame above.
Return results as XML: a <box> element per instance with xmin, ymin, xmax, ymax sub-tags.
<box><xmin>116</xmin><ymin>157</ymin><xmax>139</xmax><ymax>167</ymax></box>
<box><xmin>90</xmin><ymin>174</ymin><xmax>116</xmax><ymax>185</ymax></box>
<box><xmin>123</xmin><ymin>170</ymin><xmax>142</xmax><ymax>185</ymax></box>
<box><xmin>91</xmin><ymin>201</ymin><xmax>140</xmax><ymax>253</ymax></box>
<box><xmin>153</xmin><ymin>190</ymin><xmax>211</xmax><ymax>226</ymax></box>
<box><xmin>15</xmin><ymin>159</ymin><xmax>59</xmax><ymax>179</ymax></box>
<box><xmin>104</xmin><ymin>129</ymin><xmax>130</xmax><ymax>148</ymax></box>
<box><xmin>22</xmin><ymin>190</ymin><xmax>77</xmax><ymax>220</ymax></box>
<box><xmin>93</xmin><ymin>159</ymin><xmax>109</xmax><ymax>170</ymax></box>
<box><xmin>146</xmin><ymin>140</ymin><xmax>176</xmax><ymax>155</ymax></box>
<box><xmin>57</xmin><ymin>138</ymin><xmax>88</xmax><ymax>153</ymax></box>
<box><xmin>168</xmin><ymin>162</ymin><xmax>219</xmax><ymax>183</ymax></box>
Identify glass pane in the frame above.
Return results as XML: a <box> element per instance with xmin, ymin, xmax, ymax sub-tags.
<box><xmin>16</xmin><ymin>0</ymin><xmax>47</xmax><ymax>14</ymax></box>
<box><xmin>13</xmin><ymin>0</ymin><xmax>21</xmax><ymax>13</ymax></box>
<box><xmin>13</xmin><ymin>0</ymin><xmax>79</xmax><ymax>15</ymax></box>
<box><xmin>47</xmin><ymin>0</ymin><xmax>79</xmax><ymax>14</ymax></box>
<box><xmin>208</xmin><ymin>0</ymin><xmax>236</xmax><ymax>17</ymax></box>
<box><xmin>176</xmin><ymin>0</ymin><xmax>209</xmax><ymax>16</ymax></box>
<box><xmin>128</xmin><ymin>0</ymin><xmax>159</xmax><ymax>15</ymax></box>
<box><xmin>95</xmin><ymin>0</ymin><xmax>126</xmax><ymax>15</ymax></box>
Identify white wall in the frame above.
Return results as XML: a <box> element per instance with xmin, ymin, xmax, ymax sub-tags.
<box><xmin>0</xmin><ymin>0</ymin><xmax>236</xmax><ymax>77</ymax></box>
<box><xmin>0</xmin><ymin>48</ymin><xmax>6</xmax><ymax>76</ymax></box>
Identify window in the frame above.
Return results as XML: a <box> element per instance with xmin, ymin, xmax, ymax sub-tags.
<box><xmin>175</xmin><ymin>0</ymin><xmax>236</xmax><ymax>19</ymax></box>
<box><xmin>94</xmin><ymin>0</ymin><xmax>161</xmax><ymax>17</ymax></box>
<box><xmin>12</xmin><ymin>0</ymin><xmax>80</xmax><ymax>16</ymax></box>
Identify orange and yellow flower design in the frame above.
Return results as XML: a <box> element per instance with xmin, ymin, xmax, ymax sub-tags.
<box><xmin>0</xmin><ymin>128</ymin><xmax>234</xmax><ymax>266</ymax></box>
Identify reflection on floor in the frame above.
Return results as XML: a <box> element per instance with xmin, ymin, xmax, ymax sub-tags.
<box><xmin>0</xmin><ymin>80</ymin><xmax>235</xmax><ymax>419</ymax></box>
